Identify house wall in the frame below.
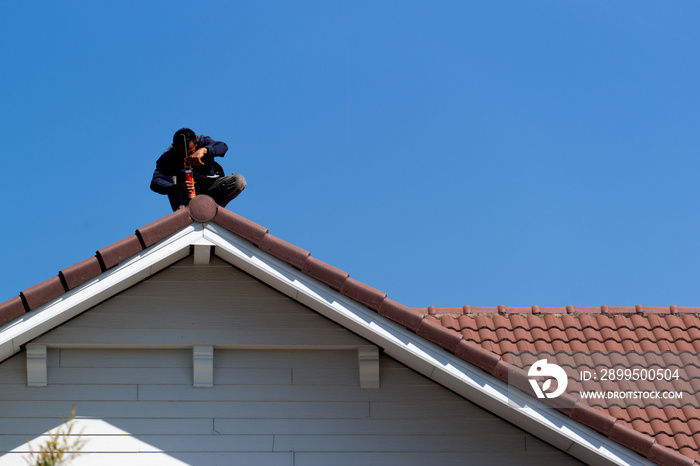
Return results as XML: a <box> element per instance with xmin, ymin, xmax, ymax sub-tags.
<box><xmin>0</xmin><ymin>257</ymin><xmax>581</xmax><ymax>465</ymax></box>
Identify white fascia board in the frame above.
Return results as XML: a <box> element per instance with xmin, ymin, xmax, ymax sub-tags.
<box><xmin>0</xmin><ymin>224</ymin><xmax>205</xmax><ymax>362</ymax></box>
<box><xmin>203</xmin><ymin>223</ymin><xmax>652</xmax><ymax>466</ymax></box>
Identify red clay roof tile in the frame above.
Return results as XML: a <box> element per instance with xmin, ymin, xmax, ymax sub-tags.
<box><xmin>340</xmin><ymin>278</ymin><xmax>386</xmax><ymax>311</ymax></box>
<box><xmin>378</xmin><ymin>299</ymin><xmax>424</xmax><ymax>331</ymax></box>
<box><xmin>259</xmin><ymin>234</ymin><xmax>310</xmax><ymax>270</ymax></box>
<box><xmin>301</xmin><ymin>256</ymin><xmax>349</xmax><ymax>291</ymax></box>
<box><xmin>187</xmin><ymin>195</ymin><xmax>218</xmax><ymax>222</ymax></box>
<box><xmin>679</xmin><ymin>447</ymin><xmax>700</xmax><ymax>464</ymax></box>
<box><xmin>550</xmin><ymin>393</ymin><xmax>578</xmax><ymax>415</ymax></box>
<box><xmin>417</xmin><ymin>316</ymin><xmax>463</xmax><ymax>352</ymax></box>
<box><xmin>540</xmin><ymin>306</ymin><xmax>565</xmax><ymax>314</ymax></box>
<box><xmin>456</xmin><ymin>315</ymin><xmax>478</xmax><ymax>332</ymax></box>
<box><xmin>213</xmin><ymin>208</ymin><xmax>268</xmax><ymax>246</ymax></box>
<box><xmin>0</xmin><ymin>296</ymin><xmax>26</xmax><ymax>326</ymax></box>
<box><xmin>609</xmin><ymin>421</ymin><xmax>656</xmax><ymax>456</ymax></box>
<box><xmin>479</xmin><ymin>340</ymin><xmax>501</xmax><ymax>354</ymax></box>
<box><xmin>570</xmin><ymin>405</ymin><xmax>616</xmax><ymax>436</ymax></box>
<box><xmin>438</xmin><ymin>315</ymin><xmax>460</xmax><ymax>332</ymax></box>
<box><xmin>454</xmin><ymin>340</ymin><xmax>501</xmax><ymax>374</ymax></box>
<box><xmin>469</xmin><ymin>306</ymin><xmax>496</xmax><ymax>313</ymax></box>
<box><xmin>136</xmin><ymin>207</ymin><xmax>193</xmax><ymax>247</ymax></box>
<box><xmin>59</xmin><ymin>256</ymin><xmax>103</xmax><ymax>290</ymax></box>
<box><xmin>508</xmin><ymin>306</ymin><xmax>530</xmax><ymax>314</ymax></box>
<box><xmin>96</xmin><ymin>235</ymin><xmax>144</xmax><ymax>270</ymax></box>
<box><xmin>20</xmin><ymin>276</ymin><xmax>66</xmax><ymax>310</ymax></box>
<box><xmin>576</xmin><ymin>306</ymin><xmax>600</xmax><ymax>314</ymax></box>
<box><xmin>491</xmin><ymin>358</ymin><xmax>510</xmax><ymax>383</ymax></box>
<box><xmin>648</xmin><ymin>442</ymin><xmax>696</xmax><ymax>466</ymax></box>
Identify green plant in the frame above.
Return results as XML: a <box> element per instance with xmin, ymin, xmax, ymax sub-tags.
<box><xmin>24</xmin><ymin>405</ymin><xmax>86</xmax><ymax>466</ymax></box>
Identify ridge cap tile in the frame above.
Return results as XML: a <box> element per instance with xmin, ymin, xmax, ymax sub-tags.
<box><xmin>508</xmin><ymin>306</ymin><xmax>531</xmax><ymax>314</ymax></box>
<box><xmin>430</xmin><ymin>306</ymin><xmax>464</xmax><ymax>316</ymax></box>
<box><xmin>574</xmin><ymin>306</ymin><xmax>599</xmax><ymax>314</ymax></box>
<box><xmin>59</xmin><ymin>256</ymin><xmax>103</xmax><ymax>291</ymax></box>
<box><xmin>301</xmin><ymin>256</ymin><xmax>349</xmax><ymax>291</ymax></box>
<box><xmin>96</xmin><ymin>235</ymin><xmax>144</xmax><ymax>271</ymax></box>
<box><xmin>20</xmin><ymin>276</ymin><xmax>66</xmax><ymax>311</ymax></box>
<box><xmin>454</xmin><ymin>340</ymin><xmax>501</xmax><ymax>374</ymax></box>
<box><xmin>259</xmin><ymin>233</ymin><xmax>310</xmax><ymax>270</ymax></box>
<box><xmin>340</xmin><ymin>278</ymin><xmax>386</xmax><ymax>312</ymax></box>
<box><xmin>213</xmin><ymin>208</ymin><xmax>269</xmax><ymax>246</ymax></box>
<box><xmin>136</xmin><ymin>206</ymin><xmax>193</xmax><ymax>248</ymax></box>
<box><xmin>378</xmin><ymin>298</ymin><xmax>425</xmax><ymax>332</ymax></box>
<box><xmin>417</xmin><ymin>316</ymin><xmax>463</xmax><ymax>352</ymax></box>
<box><xmin>0</xmin><ymin>296</ymin><xmax>26</xmax><ymax>326</ymax></box>
<box><xmin>187</xmin><ymin>194</ymin><xmax>218</xmax><ymax>222</ymax></box>
<box><xmin>470</xmin><ymin>306</ymin><xmax>498</xmax><ymax>314</ymax></box>
<box><xmin>609</xmin><ymin>422</ymin><xmax>656</xmax><ymax>457</ymax></box>
<box><xmin>491</xmin><ymin>358</ymin><xmax>510</xmax><ymax>383</ymax></box>
<box><xmin>570</xmin><ymin>405</ymin><xmax>616</xmax><ymax>437</ymax></box>
<box><xmin>647</xmin><ymin>442</ymin><xmax>697</xmax><ymax>466</ymax></box>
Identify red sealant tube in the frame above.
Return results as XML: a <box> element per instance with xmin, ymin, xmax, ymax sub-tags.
<box><xmin>184</xmin><ymin>159</ymin><xmax>196</xmax><ymax>199</ymax></box>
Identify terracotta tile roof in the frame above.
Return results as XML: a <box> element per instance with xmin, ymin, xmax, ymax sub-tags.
<box><xmin>433</xmin><ymin>308</ymin><xmax>700</xmax><ymax>463</ymax></box>
<box><xmin>0</xmin><ymin>195</ymin><xmax>697</xmax><ymax>466</ymax></box>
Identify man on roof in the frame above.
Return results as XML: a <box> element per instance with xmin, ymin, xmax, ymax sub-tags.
<box><xmin>150</xmin><ymin>128</ymin><xmax>246</xmax><ymax>211</ymax></box>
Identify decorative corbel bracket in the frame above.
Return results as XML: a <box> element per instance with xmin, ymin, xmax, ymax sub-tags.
<box><xmin>358</xmin><ymin>346</ymin><xmax>380</xmax><ymax>389</ymax></box>
<box><xmin>26</xmin><ymin>344</ymin><xmax>47</xmax><ymax>387</ymax></box>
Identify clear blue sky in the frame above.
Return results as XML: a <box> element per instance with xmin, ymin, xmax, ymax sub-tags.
<box><xmin>2</xmin><ymin>1</ymin><xmax>699</xmax><ymax>308</ymax></box>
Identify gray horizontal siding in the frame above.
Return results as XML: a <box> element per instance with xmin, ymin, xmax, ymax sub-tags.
<box><xmin>0</xmin><ymin>347</ymin><xmax>581</xmax><ymax>464</ymax></box>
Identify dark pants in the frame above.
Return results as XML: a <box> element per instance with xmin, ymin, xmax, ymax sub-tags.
<box><xmin>168</xmin><ymin>174</ymin><xmax>246</xmax><ymax>211</ymax></box>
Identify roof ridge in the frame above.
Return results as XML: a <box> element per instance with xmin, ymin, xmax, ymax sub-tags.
<box><xmin>422</xmin><ymin>305</ymin><xmax>700</xmax><ymax>317</ymax></box>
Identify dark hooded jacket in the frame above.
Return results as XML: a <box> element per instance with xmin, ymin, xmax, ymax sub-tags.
<box><xmin>150</xmin><ymin>135</ymin><xmax>228</xmax><ymax>195</ymax></box>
